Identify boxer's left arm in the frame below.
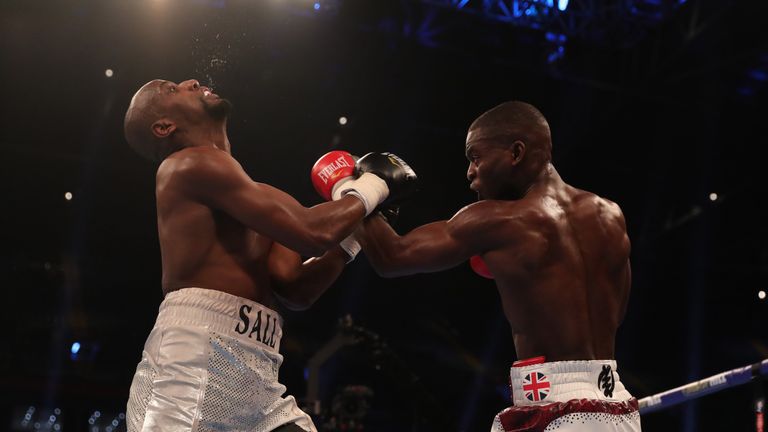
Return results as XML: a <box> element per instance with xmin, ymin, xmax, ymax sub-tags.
<box><xmin>267</xmin><ymin>241</ymin><xmax>353</xmax><ymax>311</ymax></box>
<box><xmin>358</xmin><ymin>200</ymin><xmax>512</xmax><ymax>277</ymax></box>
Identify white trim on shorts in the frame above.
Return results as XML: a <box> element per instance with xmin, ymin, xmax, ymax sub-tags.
<box><xmin>158</xmin><ymin>287</ymin><xmax>284</xmax><ymax>354</ymax></box>
<box><xmin>510</xmin><ymin>359</ymin><xmax>633</xmax><ymax>406</ymax></box>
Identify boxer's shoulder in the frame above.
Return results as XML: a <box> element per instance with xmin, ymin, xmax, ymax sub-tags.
<box><xmin>569</xmin><ymin>189</ymin><xmax>626</xmax><ymax>229</ymax></box>
<box><xmin>448</xmin><ymin>200</ymin><xmax>541</xmax><ymax>248</ymax></box>
<box><xmin>453</xmin><ymin>199</ymin><xmax>544</xmax><ymax>226</ymax></box>
<box><xmin>156</xmin><ymin>147</ymin><xmax>251</xmax><ymax>206</ymax></box>
<box><xmin>569</xmin><ymin>187</ymin><xmax>622</xmax><ymax>213</ymax></box>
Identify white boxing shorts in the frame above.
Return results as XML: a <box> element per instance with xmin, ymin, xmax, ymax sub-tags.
<box><xmin>126</xmin><ymin>287</ymin><xmax>316</xmax><ymax>432</ymax></box>
<box><xmin>490</xmin><ymin>357</ymin><xmax>642</xmax><ymax>432</ymax></box>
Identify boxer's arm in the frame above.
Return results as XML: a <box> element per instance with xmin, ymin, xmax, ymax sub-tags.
<box><xmin>267</xmin><ymin>242</ymin><xmax>350</xmax><ymax>311</ymax></box>
<box><xmin>172</xmin><ymin>148</ymin><xmax>365</xmax><ymax>256</ymax></box>
<box><xmin>358</xmin><ymin>201</ymin><xmax>508</xmax><ymax>277</ymax></box>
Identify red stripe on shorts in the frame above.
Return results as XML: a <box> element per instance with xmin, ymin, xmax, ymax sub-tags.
<box><xmin>497</xmin><ymin>398</ymin><xmax>639</xmax><ymax>432</ymax></box>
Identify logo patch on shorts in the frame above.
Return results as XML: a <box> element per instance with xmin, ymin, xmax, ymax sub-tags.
<box><xmin>523</xmin><ymin>371</ymin><xmax>551</xmax><ymax>402</ymax></box>
<box><xmin>597</xmin><ymin>364</ymin><xmax>615</xmax><ymax>398</ymax></box>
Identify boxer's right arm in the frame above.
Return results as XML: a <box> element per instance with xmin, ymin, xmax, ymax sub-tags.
<box><xmin>357</xmin><ymin>200</ymin><xmax>517</xmax><ymax>277</ymax></box>
<box><xmin>171</xmin><ymin>148</ymin><xmax>365</xmax><ymax>257</ymax></box>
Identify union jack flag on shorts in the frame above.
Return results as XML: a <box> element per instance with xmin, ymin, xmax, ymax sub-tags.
<box><xmin>523</xmin><ymin>371</ymin><xmax>551</xmax><ymax>402</ymax></box>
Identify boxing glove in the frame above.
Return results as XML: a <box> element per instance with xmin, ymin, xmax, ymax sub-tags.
<box><xmin>310</xmin><ymin>151</ymin><xmax>357</xmax><ymax>201</ymax></box>
<box><xmin>349</xmin><ymin>152</ymin><xmax>418</xmax><ymax>207</ymax></box>
<box><xmin>470</xmin><ymin>255</ymin><xmax>494</xmax><ymax>279</ymax></box>
<box><xmin>311</xmin><ymin>150</ymin><xmax>389</xmax><ymax>216</ymax></box>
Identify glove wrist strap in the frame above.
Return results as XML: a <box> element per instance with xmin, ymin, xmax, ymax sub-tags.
<box><xmin>333</xmin><ymin>173</ymin><xmax>389</xmax><ymax>216</ymax></box>
<box><xmin>339</xmin><ymin>235</ymin><xmax>361</xmax><ymax>263</ymax></box>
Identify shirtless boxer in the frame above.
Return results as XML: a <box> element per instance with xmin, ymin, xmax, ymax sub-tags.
<box><xmin>354</xmin><ymin>101</ymin><xmax>641</xmax><ymax>431</ymax></box>
<box><xmin>122</xmin><ymin>78</ymin><xmax>415</xmax><ymax>432</ymax></box>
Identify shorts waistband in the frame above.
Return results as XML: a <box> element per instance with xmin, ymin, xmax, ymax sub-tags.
<box><xmin>510</xmin><ymin>358</ymin><xmax>632</xmax><ymax>406</ymax></box>
<box><xmin>157</xmin><ymin>287</ymin><xmax>283</xmax><ymax>354</ymax></box>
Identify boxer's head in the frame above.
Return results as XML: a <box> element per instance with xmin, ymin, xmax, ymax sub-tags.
<box><xmin>465</xmin><ymin>101</ymin><xmax>552</xmax><ymax>200</ymax></box>
<box><xmin>124</xmin><ymin>79</ymin><xmax>233</xmax><ymax>162</ymax></box>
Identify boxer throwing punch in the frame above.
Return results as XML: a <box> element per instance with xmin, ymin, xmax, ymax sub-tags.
<box><xmin>122</xmin><ymin>78</ymin><xmax>415</xmax><ymax>432</ymax></box>
<box><xmin>354</xmin><ymin>101</ymin><xmax>641</xmax><ymax>431</ymax></box>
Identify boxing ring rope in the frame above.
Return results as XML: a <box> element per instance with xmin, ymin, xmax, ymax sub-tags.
<box><xmin>638</xmin><ymin>359</ymin><xmax>767</xmax><ymax>430</ymax></box>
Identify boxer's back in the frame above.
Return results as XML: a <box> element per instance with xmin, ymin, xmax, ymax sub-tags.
<box><xmin>154</xmin><ymin>149</ymin><xmax>274</xmax><ymax>303</ymax></box>
<box><xmin>490</xmin><ymin>181</ymin><xmax>631</xmax><ymax>361</ymax></box>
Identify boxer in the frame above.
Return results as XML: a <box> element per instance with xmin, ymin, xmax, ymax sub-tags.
<box><xmin>354</xmin><ymin>101</ymin><xmax>641</xmax><ymax>431</ymax></box>
<box><xmin>122</xmin><ymin>78</ymin><xmax>416</xmax><ymax>431</ymax></box>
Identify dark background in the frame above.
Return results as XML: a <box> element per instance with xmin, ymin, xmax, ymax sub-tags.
<box><xmin>1</xmin><ymin>0</ymin><xmax>767</xmax><ymax>430</ymax></box>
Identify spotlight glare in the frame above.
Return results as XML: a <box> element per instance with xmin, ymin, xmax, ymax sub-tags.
<box><xmin>65</xmin><ymin>192</ymin><xmax>73</xmax><ymax>201</ymax></box>
<box><xmin>338</xmin><ymin>116</ymin><xmax>348</xmax><ymax>125</ymax></box>
<box><xmin>759</xmin><ymin>290</ymin><xmax>766</xmax><ymax>300</ymax></box>
<box><xmin>558</xmin><ymin>0</ymin><xmax>569</xmax><ymax>11</ymax></box>
<box><xmin>105</xmin><ymin>69</ymin><xmax>114</xmax><ymax>78</ymax></box>
<box><xmin>709</xmin><ymin>192</ymin><xmax>718</xmax><ymax>201</ymax></box>
<box><xmin>70</xmin><ymin>342</ymin><xmax>81</xmax><ymax>354</ymax></box>
<box><xmin>313</xmin><ymin>2</ymin><xmax>320</xmax><ymax>10</ymax></box>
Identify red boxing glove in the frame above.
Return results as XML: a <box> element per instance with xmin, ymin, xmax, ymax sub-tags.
<box><xmin>470</xmin><ymin>255</ymin><xmax>494</xmax><ymax>279</ymax></box>
<box><xmin>311</xmin><ymin>151</ymin><xmax>356</xmax><ymax>200</ymax></box>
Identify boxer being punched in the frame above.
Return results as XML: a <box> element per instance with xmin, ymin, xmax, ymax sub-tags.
<box><xmin>355</xmin><ymin>101</ymin><xmax>641</xmax><ymax>431</ymax></box>
<box><xmin>122</xmin><ymin>79</ymin><xmax>414</xmax><ymax>432</ymax></box>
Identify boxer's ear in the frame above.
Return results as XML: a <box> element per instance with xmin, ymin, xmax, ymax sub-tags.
<box><xmin>152</xmin><ymin>118</ymin><xmax>176</xmax><ymax>138</ymax></box>
<box><xmin>509</xmin><ymin>140</ymin><xmax>526</xmax><ymax>165</ymax></box>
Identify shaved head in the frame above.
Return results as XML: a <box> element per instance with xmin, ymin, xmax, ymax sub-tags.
<box><xmin>124</xmin><ymin>79</ymin><xmax>233</xmax><ymax>162</ymax></box>
<box><xmin>468</xmin><ymin>101</ymin><xmax>552</xmax><ymax>162</ymax></box>
<box><xmin>124</xmin><ymin>80</ymin><xmax>166</xmax><ymax>162</ymax></box>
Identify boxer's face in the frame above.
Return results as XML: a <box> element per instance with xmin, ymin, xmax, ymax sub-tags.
<box><xmin>144</xmin><ymin>79</ymin><xmax>230</xmax><ymax>125</ymax></box>
<box><xmin>465</xmin><ymin>140</ymin><xmax>515</xmax><ymax>200</ymax></box>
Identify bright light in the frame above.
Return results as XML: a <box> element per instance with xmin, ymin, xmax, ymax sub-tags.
<box><xmin>558</xmin><ymin>0</ymin><xmax>569</xmax><ymax>11</ymax></box>
<box><xmin>70</xmin><ymin>342</ymin><xmax>81</xmax><ymax>354</ymax></box>
<box><xmin>709</xmin><ymin>192</ymin><xmax>718</xmax><ymax>201</ymax></box>
<box><xmin>65</xmin><ymin>192</ymin><xmax>73</xmax><ymax>201</ymax></box>
<box><xmin>759</xmin><ymin>290</ymin><xmax>766</xmax><ymax>300</ymax></box>
<box><xmin>105</xmin><ymin>69</ymin><xmax>114</xmax><ymax>78</ymax></box>
<box><xmin>313</xmin><ymin>2</ymin><xmax>320</xmax><ymax>10</ymax></box>
<box><xmin>338</xmin><ymin>116</ymin><xmax>348</xmax><ymax>125</ymax></box>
